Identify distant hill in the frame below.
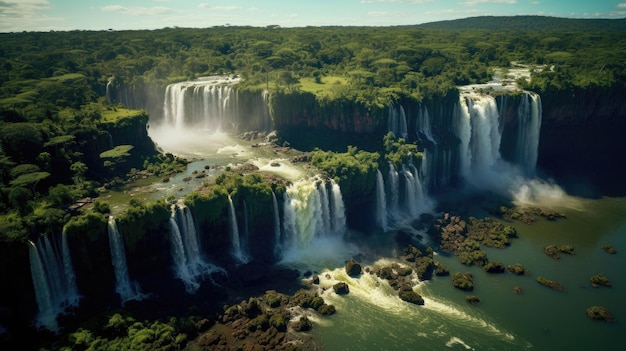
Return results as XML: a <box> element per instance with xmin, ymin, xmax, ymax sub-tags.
<box><xmin>419</xmin><ymin>15</ymin><xmax>626</xmax><ymax>31</ymax></box>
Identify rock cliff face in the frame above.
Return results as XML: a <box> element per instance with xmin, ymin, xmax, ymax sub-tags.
<box><xmin>270</xmin><ymin>91</ymin><xmax>388</xmax><ymax>150</ymax></box>
<box><xmin>537</xmin><ymin>85</ymin><xmax>626</xmax><ymax>196</ymax></box>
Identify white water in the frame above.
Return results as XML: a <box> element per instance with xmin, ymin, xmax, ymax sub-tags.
<box><xmin>313</xmin><ymin>262</ymin><xmax>523</xmax><ymax>350</ymax></box>
<box><xmin>272</xmin><ymin>191</ymin><xmax>282</xmax><ymax>256</ymax></box>
<box><xmin>163</xmin><ymin>76</ymin><xmax>241</xmax><ymax>131</ymax></box>
<box><xmin>28</xmin><ymin>233</ymin><xmax>79</xmax><ymax>331</ymax></box>
<box><xmin>169</xmin><ymin>204</ymin><xmax>226</xmax><ymax>293</ymax></box>
<box><xmin>455</xmin><ymin>90</ymin><xmax>564</xmax><ymax>205</ymax></box>
<box><xmin>375</xmin><ymin>169</ymin><xmax>388</xmax><ymax>230</ymax></box>
<box><xmin>415</xmin><ymin>104</ymin><xmax>436</xmax><ymax>144</ymax></box>
<box><xmin>228</xmin><ymin>196</ymin><xmax>249</xmax><ymax>264</ymax></box>
<box><xmin>388</xmin><ymin>101</ymin><xmax>408</xmax><ymax>139</ymax></box>
<box><xmin>387</xmin><ymin>163</ymin><xmax>400</xmax><ymax>218</ymax></box>
<box><xmin>514</xmin><ymin>92</ymin><xmax>542</xmax><ymax>176</ymax></box>
<box><xmin>381</xmin><ymin>162</ymin><xmax>432</xmax><ymax>228</ymax></box>
<box><xmin>107</xmin><ymin>216</ymin><xmax>143</xmax><ymax>304</ymax></box>
<box><xmin>278</xmin><ymin>177</ymin><xmax>352</xmax><ymax>264</ymax></box>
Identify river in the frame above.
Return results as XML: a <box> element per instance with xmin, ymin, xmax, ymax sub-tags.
<box><xmin>310</xmin><ymin>195</ymin><xmax>626</xmax><ymax>350</ymax></box>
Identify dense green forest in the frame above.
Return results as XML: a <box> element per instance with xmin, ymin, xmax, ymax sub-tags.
<box><xmin>0</xmin><ymin>16</ymin><xmax>625</xmax><ymax>244</ymax></box>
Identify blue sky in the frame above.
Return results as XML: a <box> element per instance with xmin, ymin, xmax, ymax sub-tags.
<box><xmin>1</xmin><ymin>0</ymin><xmax>625</xmax><ymax>32</ymax></box>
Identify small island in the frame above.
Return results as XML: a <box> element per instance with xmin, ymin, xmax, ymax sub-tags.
<box><xmin>590</xmin><ymin>274</ymin><xmax>611</xmax><ymax>288</ymax></box>
<box><xmin>601</xmin><ymin>244</ymin><xmax>617</xmax><ymax>254</ymax></box>
<box><xmin>586</xmin><ymin>306</ymin><xmax>616</xmax><ymax>322</ymax></box>
<box><xmin>452</xmin><ymin>272</ymin><xmax>474</xmax><ymax>291</ymax></box>
<box><xmin>536</xmin><ymin>276</ymin><xmax>565</xmax><ymax>292</ymax></box>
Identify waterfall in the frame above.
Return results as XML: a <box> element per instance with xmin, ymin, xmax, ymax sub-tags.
<box><xmin>415</xmin><ymin>104</ymin><xmax>436</xmax><ymax>144</ymax></box>
<box><xmin>451</xmin><ymin>89</ymin><xmax>560</xmax><ymax>203</ymax></box>
<box><xmin>162</xmin><ymin>76</ymin><xmax>241</xmax><ymax>131</ymax></box>
<box><xmin>388</xmin><ymin>101</ymin><xmax>408</xmax><ymax>139</ymax></box>
<box><xmin>375</xmin><ymin>169</ymin><xmax>388</xmax><ymax>230</ymax></box>
<box><xmin>387</xmin><ymin>163</ymin><xmax>400</xmax><ymax>219</ymax></box>
<box><xmin>272</xmin><ymin>191</ymin><xmax>281</xmax><ymax>255</ymax></box>
<box><xmin>329</xmin><ymin>181</ymin><xmax>346</xmax><ymax>232</ymax></box>
<box><xmin>169</xmin><ymin>204</ymin><xmax>225</xmax><ymax>293</ymax></box>
<box><xmin>319</xmin><ymin>182</ymin><xmax>331</xmax><ymax>234</ymax></box>
<box><xmin>515</xmin><ymin>92</ymin><xmax>542</xmax><ymax>176</ymax></box>
<box><xmin>29</xmin><ymin>233</ymin><xmax>79</xmax><ymax>331</ymax></box>
<box><xmin>278</xmin><ymin>177</ymin><xmax>347</xmax><ymax>258</ymax></box>
<box><xmin>106</xmin><ymin>79</ymin><xmax>112</xmax><ymax>103</ymax></box>
<box><xmin>261</xmin><ymin>89</ymin><xmax>272</xmax><ymax>131</ymax></box>
<box><xmin>107</xmin><ymin>217</ymin><xmax>142</xmax><ymax>304</ymax></box>
<box><xmin>228</xmin><ymin>196</ymin><xmax>249</xmax><ymax>264</ymax></box>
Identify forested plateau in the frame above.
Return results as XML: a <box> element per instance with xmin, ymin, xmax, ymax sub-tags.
<box><xmin>1</xmin><ymin>15</ymin><xmax>625</xmax><ymax>350</ymax></box>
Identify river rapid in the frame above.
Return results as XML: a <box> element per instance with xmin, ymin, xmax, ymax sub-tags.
<box><xmin>309</xmin><ymin>195</ymin><xmax>626</xmax><ymax>351</ymax></box>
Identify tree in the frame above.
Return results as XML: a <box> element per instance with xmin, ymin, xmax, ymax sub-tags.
<box><xmin>70</xmin><ymin>161</ymin><xmax>88</xmax><ymax>186</ymax></box>
<box><xmin>10</xmin><ymin>171</ymin><xmax>51</xmax><ymax>198</ymax></box>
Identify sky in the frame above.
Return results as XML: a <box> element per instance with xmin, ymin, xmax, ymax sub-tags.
<box><xmin>1</xmin><ymin>0</ymin><xmax>625</xmax><ymax>32</ymax></box>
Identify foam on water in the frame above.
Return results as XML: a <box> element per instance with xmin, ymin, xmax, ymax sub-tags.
<box><xmin>251</xmin><ymin>158</ymin><xmax>307</xmax><ymax>181</ymax></box>
<box><xmin>313</xmin><ymin>260</ymin><xmax>522</xmax><ymax>347</ymax></box>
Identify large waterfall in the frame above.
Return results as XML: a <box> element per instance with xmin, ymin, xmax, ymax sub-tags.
<box><xmin>169</xmin><ymin>204</ymin><xmax>226</xmax><ymax>293</ymax></box>
<box><xmin>107</xmin><ymin>217</ymin><xmax>142</xmax><ymax>304</ymax></box>
<box><xmin>278</xmin><ymin>177</ymin><xmax>349</xmax><ymax>262</ymax></box>
<box><xmin>387</xmin><ymin>87</ymin><xmax>546</xmax><ymax>198</ymax></box>
<box><xmin>161</xmin><ymin>76</ymin><xmax>271</xmax><ymax>132</ymax></box>
<box><xmin>28</xmin><ymin>232</ymin><xmax>79</xmax><ymax>331</ymax></box>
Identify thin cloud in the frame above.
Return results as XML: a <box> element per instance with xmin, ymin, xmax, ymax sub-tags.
<box><xmin>459</xmin><ymin>0</ymin><xmax>518</xmax><ymax>6</ymax></box>
<box><xmin>372</xmin><ymin>0</ymin><xmax>434</xmax><ymax>3</ymax></box>
<box><xmin>0</xmin><ymin>0</ymin><xmax>55</xmax><ymax>32</ymax></box>
<box><xmin>198</xmin><ymin>4</ymin><xmax>243</xmax><ymax>11</ymax></box>
<box><xmin>0</xmin><ymin>0</ymin><xmax>50</xmax><ymax>15</ymax></box>
<box><xmin>368</xmin><ymin>11</ymin><xmax>404</xmax><ymax>17</ymax></box>
<box><xmin>101</xmin><ymin>5</ymin><xmax>176</xmax><ymax>16</ymax></box>
<box><xmin>617</xmin><ymin>3</ymin><xmax>626</xmax><ymax>8</ymax></box>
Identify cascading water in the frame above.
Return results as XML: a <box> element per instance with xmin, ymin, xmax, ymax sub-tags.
<box><xmin>452</xmin><ymin>89</ymin><xmax>562</xmax><ymax>203</ymax></box>
<box><xmin>381</xmin><ymin>162</ymin><xmax>430</xmax><ymax>226</ymax></box>
<box><xmin>228</xmin><ymin>196</ymin><xmax>249</xmax><ymax>264</ymax></box>
<box><xmin>169</xmin><ymin>204</ymin><xmax>225</xmax><ymax>293</ymax></box>
<box><xmin>388</xmin><ymin>101</ymin><xmax>408</xmax><ymax>139</ymax></box>
<box><xmin>463</xmin><ymin>93</ymin><xmax>502</xmax><ymax>180</ymax></box>
<box><xmin>107</xmin><ymin>216</ymin><xmax>142</xmax><ymax>304</ymax></box>
<box><xmin>387</xmin><ymin>163</ymin><xmax>400</xmax><ymax>219</ymax></box>
<box><xmin>163</xmin><ymin>77</ymin><xmax>240</xmax><ymax>131</ymax></box>
<box><xmin>272</xmin><ymin>191</ymin><xmax>281</xmax><ymax>256</ymax></box>
<box><xmin>415</xmin><ymin>104</ymin><xmax>436</xmax><ymax>144</ymax></box>
<box><xmin>514</xmin><ymin>92</ymin><xmax>542</xmax><ymax>176</ymax></box>
<box><xmin>375</xmin><ymin>169</ymin><xmax>388</xmax><ymax>230</ymax></box>
<box><xmin>278</xmin><ymin>177</ymin><xmax>350</xmax><ymax>262</ymax></box>
<box><xmin>28</xmin><ymin>233</ymin><xmax>79</xmax><ymax>331</ymax></box>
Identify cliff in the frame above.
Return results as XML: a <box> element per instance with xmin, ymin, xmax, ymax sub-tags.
<box><xmin>537</xmin><ymin>85</ymin><xmax>626</xmax><ymax>196</ymax></box>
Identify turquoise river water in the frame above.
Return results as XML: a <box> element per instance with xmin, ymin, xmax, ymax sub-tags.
<box><xmin>307</xmin><ymin>196</ymin><xmax>626</xmax><ymax>351</ymax></box>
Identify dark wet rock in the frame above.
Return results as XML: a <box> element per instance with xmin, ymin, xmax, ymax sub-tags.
<box><xmin>333</xmin><ymin>282</ymin><xmax>350</xmax><ymax>295</ymax></box>
<box><xmin>398</xmin><ymin>289</ymin><xmax>424</xmax><ymax>305</ymax></box>
<box><xmin>465</xmin><ymin>295</ymin><xmax>480</xmax><ymax>305</ymax></box>
<box><xmin>345</xmin><ymin>259</ymin><xmax>362</xmax><ymax>277</ymax></box>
